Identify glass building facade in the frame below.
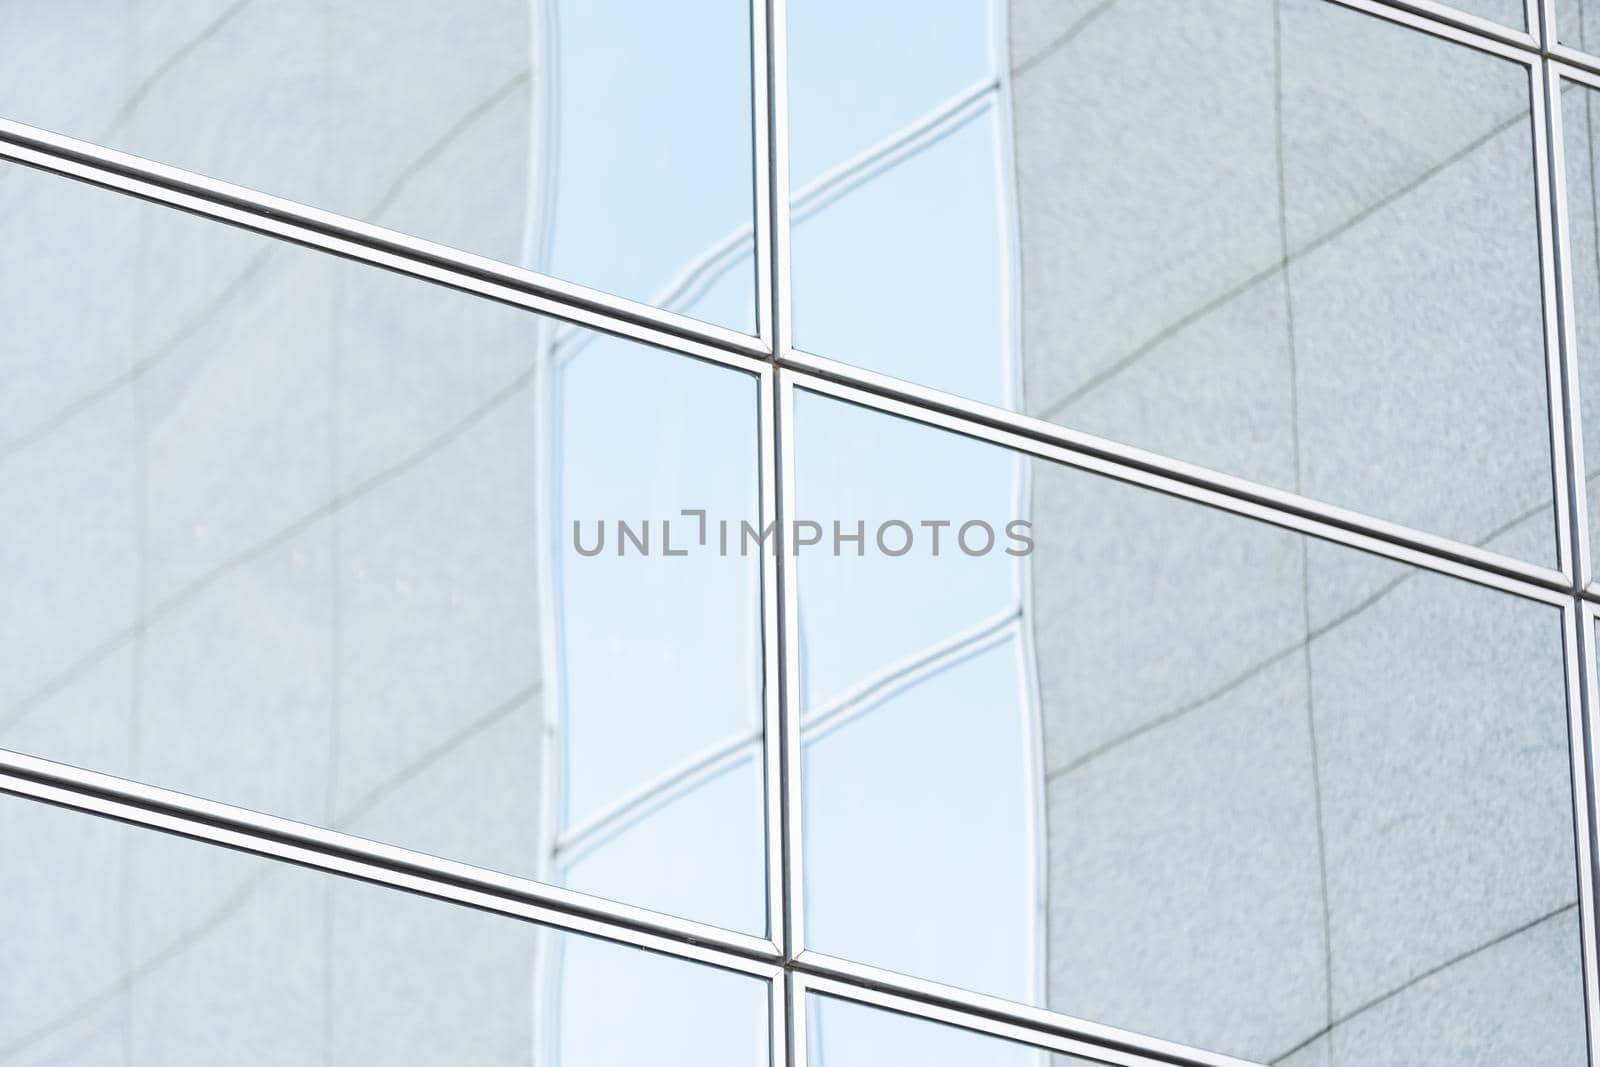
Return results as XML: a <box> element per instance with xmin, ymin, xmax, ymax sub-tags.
<box><xmin>3</xmin><ymin>0</ymin><xmax>1600</xmax><ymax>1064</ymax></box>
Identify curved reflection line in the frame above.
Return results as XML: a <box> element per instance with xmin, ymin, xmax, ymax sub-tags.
<box><xmin>1036</xmin><ymin>101</ymin><xmax>1532</xmax><ymax>422</ymax></box>
<box><xmin>0</xmin><ymin>248</ymin><xmax>272</xmax><ymax>462</ymax></box>
<box><xmin>1043</xmin><ymin>492</ymin><xmax>1554</xmax><ymax>785</ymax></box>
<box><xmin>545</xmin><ymin>224</ymin><xmax>754</xmax><ymax>363</ymax></box>
<box><xmin>551</xmin><ymin>725</ymin><xmax>761</xmax><ymax>861</ymax></box>
<box><xmin>1010</xmin><ymin>0</ymin><xmax>1119</xmax><ymax>79</ymax></box>
<box><xmin>366</xmin><ymin>70</ymin><xmax>532</xmax><ymax>225</ymax></box>
<box><xmin>553</xmin><ymin>738</ymin><xmax>761</xmax><ymax>872</ymax></box>
<box><xmin>329</xmin><ymin>681</ymin><xmax>541</xmax><ymax>832</ymax></box>
<box><xmin>790</xmin><ymin>77</ymin><xmax>997</xmax><ymax>227</ymax></box>
<box><xmin>0</xmin><ymin>351</ymin><xmax>541</xmax><ymax>734</ymax></box>
<box><xmin>1271</xmin><ymin>7</ymin><xmax>1335</xmax><ymax>1042</ymax></box>
<box><xmin>2</xmin><ymin>61</ymin><xmax>538</xmax><ymax>469</ymax></box>
<box><xmin>546</xmin><ymin>73</ymin><xmax>1001</xmax><ymax>364</ymax></box>
<box><xmin>0</xmin><ymin>871</ymin><xmax>264</xmax><ymax>1062</ymax></box>
<box><xmin>0</xmin><ymin>57</ymin><xmax>559</xmax><ymax>710</ymax></box>
<box><xmin>1266</xmin><ymin>900</ymin><xmax>1578</xmax><ymax>1064</ymax></box>
<box><xmin>518</xmin><ymin>2</ymin><xmax>565</xmax><ymax>1062</ymax></box>
<box><xmin>99</xmin><ymin>0</ymin><xmax>255</xmax><ymax>144</ymax></box>
<box><xmin>989</xmin><ymin>0</ymin><xmax>1046</xmax><ymax>1014</ymax></box>
<box><xmin>799</xmin><ymin>606</ymin><xmax>1021</xmax><ymax>749</ymax></box>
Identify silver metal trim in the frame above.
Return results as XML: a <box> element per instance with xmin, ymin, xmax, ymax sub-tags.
<box><xmin>766</xmin><ymin>0</ymin><xmax>792</xmax><ymax>358</ymax></box>
<box><xmin>1334</xmin><ymin>0</ymin><xmax>1538</xmax><ymax>58</ymax></box>
<box><xmin>1559</xmin><ymin>55</ymin><xmax>1600</xmax><ymax>92</ymax></box>
<box><xmin>780</xmin><ymin>358</ymin><xmax>1571</xmax><ymax>606</ymax></box>
<box><xmin>792</xmin><ymin>956</ymin><xmax>1258</xmax><ymax>1067</ymax></box>
<box><xmin>796</xmin><ymin>977</ymin><xmax>1143</xmax><ymax>1067</ymax></box>
<box><xmin>1536</xmin><ymin>56</ymin><xmax>1581</xmax><ymax>583</ymax></box>
<box><xmin>788</xmin><ymin>971</ymin><xmax>808</xmax><ymax>1067</ymax></box>
<box><xmin>1556</xmin><ymin>43</ymin><xmax>1600</xmax><ymax>80</ymax></box>
<box><xmin>0</xmin><ymin>748</ymin><xmax>782</xmax><ymax>975</ymax></box>
<box><xmin>758</xmin><ymin>358</ymin><xmax>788</xmax><ymax>952</ymax></box>
<box><xmin>1551</xmin><ymin>63</ymin><xmax>1596</xmax><ymax>588</ymax></box>
<box><xmin>776</xmin><ymin>367</ymin><xmax>805</xmax><ymax>961</ymax></box>
<box><xmin>751</xmin><ymin>0</ymin><xmax>775</xmax><ymax>349</ymax></box>
<box><xmin>769</xmin><ymin>971</ymin><xmax>790</xmax><ymax>1067</ymax></box>
<box><xmin>0</xmin><ymin>119</ymin><xmax>770</xmax><ymax>372</ymax></box>
<box><xmin>1566</xmin><ymin>601</ymin><xmax>1600</xmax><ymax>1065</ymax></box>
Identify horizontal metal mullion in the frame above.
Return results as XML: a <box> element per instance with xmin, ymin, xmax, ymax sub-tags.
<box><xmin>792</xmin><ymin>954</ymin><xmax>1259</xmax><ymax>1067</ymax></box>
<box><xmin>0</xmin><ymin>118</ymin><xmax>769</xmax><ymax>373</ymax></box>
<box><xmin>1338</xmin><ymin>0</ymin><xmax>1538</xmax><ymax>58</ymax></box>
<box><xmin>780</xmin><ymin>356</ymin><xmax>1571</xmax><ymax>606</ymax></box>
<box><xmin>0</xmin><ymin>749</ymin><xmax>781</xmax><ymax>977</ymax></box>
<box><xmin>1556</xmin><ymin>54</ymin><xmax>1600</xmax><ymax>92</ymax></box>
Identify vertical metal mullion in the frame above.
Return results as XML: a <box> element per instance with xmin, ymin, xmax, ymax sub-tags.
<box><xmin>1536</xmin><ymin>55</ymin><xmax>1579</xmax><ymax>583</ymax></box>
<box><xmin>758</xmin><ymin>3</ymin><xmax>805</xmax><ymax>1065</ymax></box>
<box><xmin>776</xmin><ymin>370</ymin><xmax>805</xmax><ymax>964</ymax></box>
<box><xmin>1568</xmin><ymin>601</ymin><xmax>1600</xmax><ymax>1067</ymax></box>
<box><xmin>767</xmin><ymin>0</ymin><xmax>793</xmax><ymax>360</ymax></box>
<box><xmin>1545</xmin><ymin>23</ymin><xmax>1600</xmax><ymax>1063</ymax></box>
<box><xmin>752</xmin><ymin>0</ymin><xmax>774</xmax><ymax>350</ymax></box>
<box><xmin>760</xmin><ymin>361</ymin><xmax>788</xmax><ymax>964</ymax></box>
<box><xmin>1547</xmin><ymin>60</ymin><xmax>1594</xmax><ymax>594</ymax></box>
<box><xmin>771</xmin><ymin>968</ymin><xmax>793</xmax><ymax>1067</ymax></box>
<box><xmin>788</xmin><ymin>970</ymin><xmax>810</xmax><ymax>1066</ymax></box>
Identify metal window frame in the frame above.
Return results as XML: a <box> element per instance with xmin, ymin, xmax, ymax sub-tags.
<box><xmin>1</xmin><ymin>0</ymin><xmax>1600</xmax><ymax>1065</ymax></box>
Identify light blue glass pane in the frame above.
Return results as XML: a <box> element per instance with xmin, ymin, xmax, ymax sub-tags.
<box><xmin>786</xmin><ymin>0</ymin><xmax>993</xmax><ymax>190</ymax></box>
<box><xmin>806</xmin><ymin>994</ymin><xmax>1099</xmax><ymax>1067</ymax></box>
<box><xmin>792</xmin><ymin>106</ymin><xmax>1012</xmax><ymax>408</ymax></box>
<box><xmin>805</xmin><ymin>635</ymin><xmax>1036</xmax><ymax>1004</ymax></box>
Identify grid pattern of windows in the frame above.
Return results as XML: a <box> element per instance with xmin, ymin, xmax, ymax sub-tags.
<box><xmin>4</xmin><ymin>1</ymin><xmax>1600</xmax><ymax>1065</ymax></box>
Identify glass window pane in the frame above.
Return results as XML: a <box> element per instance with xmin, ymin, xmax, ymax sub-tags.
<box><xmin>787</xmin><ymin>0</ymin><xmax>1554</xmax><ymax>563</ymax></box>
<box><xmin>1446</xmin><ymin>0</ymin><xmax>1527</xmax><ymax>27</ymax></box>
<box><xmin>792</xmin><ymin>388</ymin><xmax>1587</xmax><ymax>1065</ymax></box>
<box><xmin>0</xmin><ymin>795</ymin><xmax>771</xmax><ymax>1066</ymax></box>
<box><xmin>0</xmin><ymin>0</ymin><xmax>756</xmax><ymax>330</ymax></box>
<box><xmin>0</xmin><ymin>163</ymin><xmax>767</xmax><ymax>935</ymax></box>
<box><xmin>805</xmin><ymin>993</ymin><xmax>1100</xmax><ymax>1067</ymax></box>
<box><xmin>1560</xmin><ymin>1</ymin><xmax>1600</xmax><ymax>54</ymax></box>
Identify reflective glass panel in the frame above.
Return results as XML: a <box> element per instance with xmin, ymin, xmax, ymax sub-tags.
<box><xmin>805</xmin><ymin>993</ymin><xmax>1100</xmax><ymax>1067</ymax></box>
<box><xmin>0</xmin><ymin>796</ymin><xmax>771</xmax><ymax>1066</ymax></box>
<box><xmin>792</xmin><ymin>387</ymin><xmax>1587</xmax><ymax>1065</ymax></box>
<box><xmin>1560</xmin><ymin>2</ymin><xmax>1600</xmax><ymax>54</ymax></box>
<box><xmin>0</xmin><ymin>163</ymin><xmax>766</xmax><ymax>935</ymax></box>
<box><xmin>1558</xmin><ymin>78</ymin><xmax>1600</xmax><ymax>584</ymax></box>
<box><xmin>787</xmin><ymin>0</ymin><xmax>1555</xmax><ymax>563</ymax></box>
<box><xmin>1446</xmin><ymin>0</ymin><xmax>1527</xmax><ymax>27</ymax></box>
<box><xmin>0</xmin><ymin>0</ymin><xmax>756</xmax><ymax>330</ymax></box>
